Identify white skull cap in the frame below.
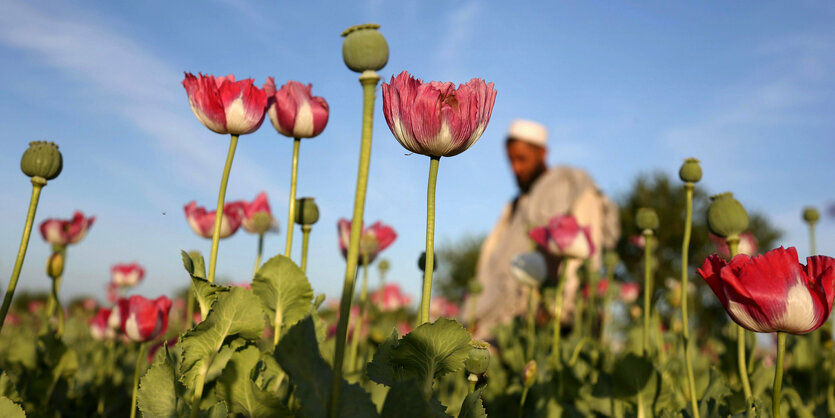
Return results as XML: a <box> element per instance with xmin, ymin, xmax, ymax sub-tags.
<box><xmin>507</xmin><ymin>119</ymin><xmax>547</xmax><ymax>148</ymax></box>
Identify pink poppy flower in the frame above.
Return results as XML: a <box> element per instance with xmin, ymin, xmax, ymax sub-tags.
<box><xmin>182</xmin><ymin>73</ymin><xmax>267</xmax><ymax>135</ymax></box>
<box><xmin>111</xmin><ymin>262</ymin><xmax>145</xmax><ymax>287</ymax></box>
<box><xmin>114</xmin><ymin>295</ymin><xmax>173</xmax><ymax>342</ymax></box>
<box><xmin>529</xmin><ymin>214</ymin><xmax>595</xmax><ymax>259</ymax></box>
<box><xmin>698</xmin><ymin>247</ymin><xmax>835</xmax><ymax>334</ymax></box>
<box><xmin>263</xmin><ymin>78</ymin><xmax>329</xmax><ymax>138</ymax></box>
<box><xmin>337</xmin><ymin>218</ymin><xmax>397</xmax><ymax>264</ymax></box>
<box><xmin>429</xmin><ymin>296</ymin><xmax>460</xmax><ymax>321</ymax></box>
<box><xmin>39</xmin><ymin>211</ymin><xmax>95</xmax><ymax>246</ymax></box>
<box><xmin>240</xmin><ymin>192</ymin><xmax>278</xmax><ymax>234</ymax></box>
<box><xmin>370</xmin><ymin>283</ymin><xmax>412</xmax><ymax>312</ymax></box>
<box><xmin>90</xmin><ymin>308</ymin><xmax>115</xmax><ymax>341</ymax></box>
<box><xmin>381</xmin><ymin>70</ymin><xmax>497</xmax><ymax>157</ymax></box>
<box><xmin>619</xmin><ymin>282</ymin><xmax>641</xmax><ymax>304</ymax></box>
<box><xmin>183</xmin><ymin>201</ymin><xmax>246</xmax><ymax>239</ymax></box>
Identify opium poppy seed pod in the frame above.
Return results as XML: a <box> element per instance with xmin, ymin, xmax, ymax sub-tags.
<box><xmin>341</xmin><ymin>23</ymin><xmax>389</xmax><ymax>72</ymax></box>
<box><xmin>678</xmin><ymin>157</ymin><xmax>702</xmax><ymax>183</ymax></box>
<box><xmin>21</xmin><ymin>141</ymin><xmax>62</xmax><ymax>181</ymax></box>
<box><xmin>635</xmin><ymin>208</ymin><xmax>659</xmax><ymax>231</ymax></box>
<box><xmin>465</xmin><ymin>340</ymin><xmax>490</xmax><ymax>375</ymax></box>
<box><xmin>698</xmin><ymin>247</ymin><xmax>835</xmax><ymax>334</ymax></box>
<box><xmin>706</xmin><ymin>192</ymin><xmax>749</xmax><ymax>238</ymax></box>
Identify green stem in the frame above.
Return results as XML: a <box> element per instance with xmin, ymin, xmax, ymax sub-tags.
<box><xmin>526</xmin><ymin>287</ymin><xmax>536</xmax><ymax>361</ymax></box>
<box><xmin>519</xmin><ymin>387</ymin><xmax>529</xmax><ymax>418</ymax></box>
<box><xmin>300</xmin><ymin>226</ymin><xmax>311</xmax><ymax>273</ymax></box>
<box><xmin>349</xmin><ymin>254</ymin><xmax>369</xmax><ymax>372</ymax></box>
<box><xmin>809</xmin><ymin>223</ymin><xmax>817</xmax><ymax>256</ymax></box>
<box><xmin>0</xmin><ymin>179</ymin><xmax>44</xmax><ymax>333</ymax></box>
<box><xmin>418</xmin><ymin>156</ymin><xmax>441</xmax><ymax>325</ymax></box>
<box><xmin>329</xmin><ymin>70</ymin><xmax>380</xmax><ymax>418</ymax></box>
<box><xmin>284</xmin><ymin>137</ymin><xmax>301</xmax><ymax>257</ymax></box>
<box><xmin>186</xmin><ymin>280</ymin><xmax>195</xmax><ymax>328</ymax></box>
<box><xmin>207</xmin><ymin>134</ymin><xmax>239</xmax><ymax>284</ymax></box>
<box><xmin>130</xmin><ymin>343</ymin><xmax>147</xmax><ymax>418</ymax></box>
<box><xmin>680</xmin><ymin>184</ymin><xmax>700</xmax><ymax>418</ymax></box>
<box><xmin>569</xmin><ymin>337</ymin><xmax>593</xmax><ymax>367</ymax></box>
<box><xmin>584</xmin><ymin>261</ymin><xmax>597</xmax><ymax>337</ymax></box>
<box><xmin>190</xmin><ymin>362</ymin><xmax>209</xmax><ymax>418</ymax></box>
<box><xmin>727</xmin><ymin>235</ymin><xmax>754</xmax><ymax>407</ymax></box>
<box><xmin>253</xmin><ymin>233</ymin><xmax>264</xmax><ymax>277</ymax></box>
<box><xmin>642</xmin><ymin>231</ymin><xmax>653</xmax><ymax>356</ymax></box>
<box><xmin>468</xmin><ymin>374</ymin><xmax>477</xmax><ymax>394</ymax></box>
<box><xmin>773</xmin><ymin>332</ymin><xmax>786</xmax><ymax>418</ymax></box>
<box><xmin>51</xmin><ymin>274</ymin><xmax>65</xmax><ymax>336</ymax></box>
<box><xmin>552</xmin><ymin>263</ymin><xmax>568</xmax><ymax>366</ymax></box>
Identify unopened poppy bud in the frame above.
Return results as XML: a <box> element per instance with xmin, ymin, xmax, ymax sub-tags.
<box><xmin>678</xmin><ymin>157</ymin><xmax>702</xmax><ymax>183</ymax></box>
<box><xmin>523</xmin><ymin>360</ymin><xmax>537</xmax><ymax>388</ymax></box>
<box><xmin>418</xmin><ymin>251</ymin><xmax>437</xmax><ymax>272</ymax></box>
<box><xmin>635</xmin><ymin>208</ymin><xmax>659</xmax><ymax>231</ymax></box>
<box><xmin>341</xmin><ymin>23</ymin><xmax>389</xmax><ymax>73</ymax></box>
<box><xmin>706</xmin><ymin>192</ymin><xmax>749</xmax><ymax>238</ymax></box>
<box><xmin>377</xmin><ymin>259</ymin><xmax>390</xmax><ymax>275</ymax></box>
<box><xmin>465</xmin><ymin>340</ymin><xmax>491</xmax><ymax>375</ymax></box>
<box><xmin>21</xmin><ymin>141</ymin><xmax>62</xmax><ymax>182</ymax></box>
<box><xmin>802</xmin><ymin>207</ymin><xmax>820</xmax><ymax>225</ymax></box>
<box><xmin>295</xmin><ymin>197</ymin><xmax>320</xmax><ymax>226</ymax></box>
<box><xmin>46</xmin><ymin>251</ymin><xmax>64</xmax><ymax>279</ymax></box>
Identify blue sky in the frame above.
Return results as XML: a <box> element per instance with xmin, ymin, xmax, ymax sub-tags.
<box><xmin>0</xmin><ymin>0</ymin><xmax>833</xmax><ymax>304</ymax></box>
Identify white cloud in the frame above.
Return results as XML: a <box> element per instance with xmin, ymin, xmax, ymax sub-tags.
<box><xmin>0</xmin><ymin>0</ymin><xmax>271</xmax><ymax>197</ymax></box>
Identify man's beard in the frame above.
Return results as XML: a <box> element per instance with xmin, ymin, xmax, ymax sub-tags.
<box><xmin>516</xmin><ymin>163</ymin><xmax>547</xmax><ymax>195</ymax></box>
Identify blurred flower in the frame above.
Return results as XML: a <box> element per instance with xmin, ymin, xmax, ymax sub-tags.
<box><xmin>583</xmin><ymin>279</ymin><xmax>609</xmax><ymax>299</ymax></box>
<box><xmin>114</xmin><ymin>295</ymin><xmax>173</xmax><ymax>342</ymax></box>
<box><xmin>510</xmin><ymin>252</ymin><xmax>548</xmax><ymax>287</ymax></box>
<box><xmin>184</xmin><ymin>201</ymin><xmax>246</xmax><ymax>239</ymax></box>
<box><xmin>90</xmin><ymin>308</ymin><xmax>115</xmax><ymax>341</ymax></box>
<box><xmin>241</xmin><ymin>192</ymin><xmax>278</xmax><ymax>234</ymax></box>
<box><xmin>27</xmin><ymin>300</ymin><xmax>44</xmax><ymax>315</ymax></box>
<box><xmin>4</xmin><ymin>313</ymin><xmax>19</xmax><ymax>326</ymax></box>
<box><xmin>396</xmin><ymin>322</ymin><xmax>412</xmax><ymax>336</ymax></box>
<box><xmin>193</xmin><ymin>312</ymin><xmax>203</xmax><ymax>326</ymax></box>
<box><xmin>81</xmin><ymin>297</ymin><xmax>98</xmax><ymax>311</ymax></box>
<box><xmin>106</xmin><ymin>282</ymin><xmax>120</xmax><ymax>305</ymax></box>
<box><xmin>263</xmin><ymin>78</ymin><xmax>329</xmax><ymax>138</ymax></box>
<box><xmin>529</xmin><ymin>214</ymin><xmax>594</xmax><ymax>259</ymax></box>
<box><xmin>698</xmin><ymin>247</ymin><xmax>835</xmax><ymax>334</ymax></box>
<box><xmin>429</xmin><ymin>296</ymin><xmax>460</xmax><ymax>321</ymax></box>
<box><xmin>39</xmin><ymin>211</ymin><xmax>95</xmax><ymax>246</ymax></box>
<box><xmin>381</xmin><ymin>70</ymin><xmax>497</xmax><ymax>157</ymax></box>
<box><xmin>182</xmin><ymin>73</ymin><xmax>267</xmax><ymax>135</ymax></box>
<box><xmin>619</xmin><ymin>282</ymin><xmax>640</xmax><ymax>304</ymax></box>
<box><xmin>338</xmin><ymin>218</ymin><xmax>397</xmax><ymax>264</ymax></box>
<box><xmin>629</xmin><ymin>235</ymin><xmax>645</xmax><ymax>249</ymax></box>
<box><xmin>111</xmin><ymin>262</ymin><xmax>145</xmax><ymax>288</ymax></box>
<box><xmin>709</xmin><ymin>232</ymin><xmax>758</xmax><ymax>258</ymax></box>
<box><xmin>370</xmin><ymin>283</ymin><xmax>412</xmax><ymax>312</ymax></box>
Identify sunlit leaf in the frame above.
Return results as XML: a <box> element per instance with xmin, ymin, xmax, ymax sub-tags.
<box><xmin>0</xmin><ymin>397</ymin><xmax>25</xmax><ymax>418</ymax></box>
<box><xmin>217</xmin><ymin>342</ymin><xmax>292</xmax><ymax>417</ymax></box>
<box><xmin>251</xmin><ymin>255</ymin><xmax>314</xmax><ymax>337</ymax></box>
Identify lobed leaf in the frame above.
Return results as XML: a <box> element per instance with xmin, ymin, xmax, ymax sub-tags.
<box><xmin>275</xmin><ymin>316</ymin><xmax>378</xmax><ymax>418</ymax></box>
<box><xmin>251</xmin><ymin>255</ymin><xmax>314</xmax><ymax>337</ymax></box>
<box><xmin>217</xmin><ymin>342</ymin><xmax>292</xmax><ymax>417</ymax></box>
<box><xmin>0</xmin><ymin>397</ymin><xmax>25</xmax><ymax>418</ymax></box>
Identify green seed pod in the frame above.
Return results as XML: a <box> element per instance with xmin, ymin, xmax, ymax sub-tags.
<box><xmin>678</xmin><ymin>157</ymin><xmax>702</xmax><ymax>183</ymax></box>
<box><xmin>377</xmin><ymin>259</ymin><xmax>390</xmax><ymax>275</ymax></box>
<box><xmin>802</xmin><ymin>207</ymin><xmax>820</xmax><ymax>224</ymax></box>
<box><xmin>295</xmin><ymin>197</ymin><xmax>320</xmax><ymax>226</ymax></box>
<box><xmin>523</xmin><ymin>360</ymin><xmax>537</xmax><ymax>388</ymax></box>
<box><xmin>46</xmin><ymin>251</ymin><xmax>64</xmax><ymax>280</ymax></box>
<box><xmin>635</xmin><ymin>208</ymin><xmax>659</xmax><ymax>231</ymax></box>
<box><xmin>248</xmin><ymin>212</ymin><xmax>274</xmax><ymax>235</ymax></box>
<box><xmin>21</xmin><ymin>141</ymin><xmax>62</xmax><ymax>181</ymax></box>
<box><xmin>418</xmin><ymin>251</ymin><xmax>437</xmax><ymax>272</ymax></box>
<box><xmin>468</xmin><ymin>280</ymin><xmax>482</xmax><ymax>295</ymax></box>
<box><xmin>341</xmin><ymin>23</ymin><xmax>389</xmax><ymax>73</ymax></box>
<box><xmin>706</xmin><ymin>192</ymin><xmax>749</xmax><ymax>238</ymax></box>
<box><xmin>465</xmin><ymin>340</ymin><xmax>490</xmax><ymax>375</ymax></box>
<box><xmin>359</xmin><ymin>234</ymin><xmax>379</xmax><ymax>259</ymax></box>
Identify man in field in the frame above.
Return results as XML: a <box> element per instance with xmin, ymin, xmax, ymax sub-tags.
<box><xmin>468</xmin><ymin>119</ymin><xmax>620</xmax><ymax>338</ymax></box>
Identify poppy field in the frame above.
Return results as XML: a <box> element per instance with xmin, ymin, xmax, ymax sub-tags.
<box><xmin>1</xmin><ymin>23</ymin><xmax>834</xmax><ymax>418</ymax></box>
